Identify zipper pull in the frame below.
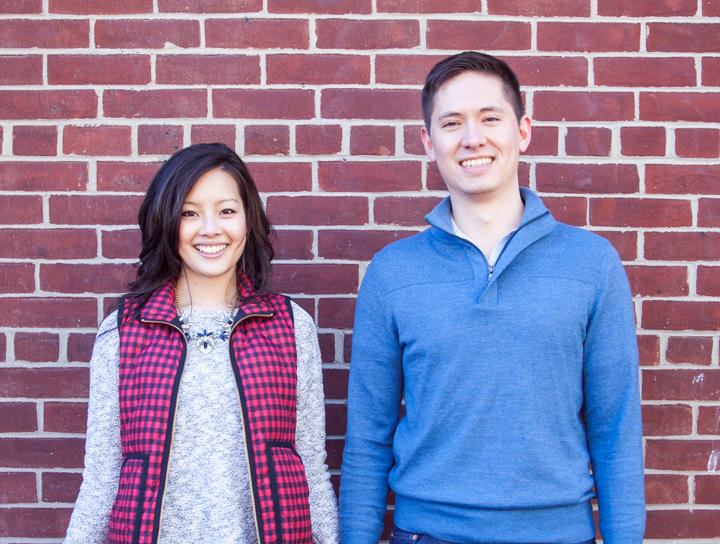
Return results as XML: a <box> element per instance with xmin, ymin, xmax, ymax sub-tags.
<box><xmin>488</xmin><ymin>265</ymin><xmax>494</xmax><ymax>280</ymax></box>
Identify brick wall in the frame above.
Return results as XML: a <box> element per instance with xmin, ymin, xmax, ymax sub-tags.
<box><xmin>0</xmin><ymin>0</ymin><xmax>719</xmax><ymax>541</ymax></box>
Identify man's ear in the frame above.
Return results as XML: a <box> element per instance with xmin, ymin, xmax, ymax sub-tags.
<box><xmin>518</xmin><ymin>115</ymin><xmax>532</xmax><ymax>153</ymax></box>
<box><xmin>421</xmin><ymin>125</ymin><xmax>436</xmax><ymax>162</ymax></box>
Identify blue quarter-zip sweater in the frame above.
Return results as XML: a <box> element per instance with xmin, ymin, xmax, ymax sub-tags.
<box><xmin>340</xmin><ymin>188</ymin><xmax>645</xmax><ymax>544</ymax></box>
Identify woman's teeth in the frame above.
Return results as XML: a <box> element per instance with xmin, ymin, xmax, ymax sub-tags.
<box><xmin>196</xmin><ymin>244</ymin><xmax>227</xmax><ymax>254</ymax></box>
<box><xmin>461</xmin><ymin>157</ymin><xmax>493</xmax><ymax>168</ymax></box>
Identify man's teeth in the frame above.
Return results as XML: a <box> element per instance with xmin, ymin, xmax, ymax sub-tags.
<box><xmin>461</xmin><ymin>157</ymin><xmax>493</xmax><ymax>168</ymax></box>
<box><xmin>196</xmin><ymin>244</ymin><xmax>227</xmax><ymax>254</ymax></box>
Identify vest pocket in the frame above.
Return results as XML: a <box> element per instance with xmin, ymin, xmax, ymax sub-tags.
<box><xmin>109</xmin><ymin>453</ymin><xmax>149</xmax><ymax>544</ymax></box>
<box><xmin>266</xmin><ymin>442</ymin><xmax>312</xmax><ymax>544</ymax></box>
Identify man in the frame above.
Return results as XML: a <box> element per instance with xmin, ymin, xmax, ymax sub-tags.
<box><xmin>339</xmin><ymin>52</ymin><xmax>645</xmax><ymax>544</ymax></box>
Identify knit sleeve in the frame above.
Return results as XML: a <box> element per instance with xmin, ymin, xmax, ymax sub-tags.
<box><xmin>292</xmin><ymin>302</ymin><xmax>340</xmax><ymax>544</ymax></box>
<box><xmin>63</xmin><ymin>311</ymin><xmax>122</xmax><ymax>544</ymax></box>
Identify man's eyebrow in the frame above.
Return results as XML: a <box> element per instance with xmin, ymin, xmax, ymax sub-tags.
<box><xmin>437</xmin><ymin>105</ymin><xmax>506</xmax><ymax>120</ymax></box>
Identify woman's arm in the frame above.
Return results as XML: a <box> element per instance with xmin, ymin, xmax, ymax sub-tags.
<box><xmin>64</xmin><ymin>312</ymin><xmax>122</xmax><ymax>544</ymax></box>
<box><xmin>292</xmin><ymin>302</ymin><xmax>340</xmax><ymax>544</ymax></box>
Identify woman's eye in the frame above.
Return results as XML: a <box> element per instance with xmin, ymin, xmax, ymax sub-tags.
<box><xmin>181</xmin><ymin>210</ymin><xmax>197</xmax><ymax>217</ymax></box>
<box><xmin>220</xmin><ymin>208</ymin><xmax>236</xmax><ymax>215</ymax></box>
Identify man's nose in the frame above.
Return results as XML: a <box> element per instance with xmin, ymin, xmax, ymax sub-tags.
<box><xmin>462</xmin><ymin>122</ymin><xmax>487</xmax><ymax>148</ymax></box>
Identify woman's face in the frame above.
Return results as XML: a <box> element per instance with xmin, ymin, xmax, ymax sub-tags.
<box><xmin>178</xmin><ymin>168</ymin><xmax>247</xmax><ymax>288</ymax></box>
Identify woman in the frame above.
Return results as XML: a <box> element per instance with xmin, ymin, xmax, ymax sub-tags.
<box><xmin>64</xmin><ymin>143</ymin><xmax>339</xmax><ymax>544</ymax></box>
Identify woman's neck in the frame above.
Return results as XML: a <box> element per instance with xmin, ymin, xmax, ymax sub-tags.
<box><xmin>174</xmin><ymin>272</ymin><xmax>239</xmax><ymax>312</ymax></box>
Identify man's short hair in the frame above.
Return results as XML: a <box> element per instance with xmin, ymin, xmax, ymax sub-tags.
<box><xmin>421</xmin><ymin>51</ymin><xmax>525</xmax><ymax>128</ymax></box>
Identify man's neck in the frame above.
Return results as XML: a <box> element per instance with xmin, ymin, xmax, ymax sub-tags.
<box><xmin>450</xmin><ymin>187</ymin><xmax>525</xmax><ymax>258</ymax></box>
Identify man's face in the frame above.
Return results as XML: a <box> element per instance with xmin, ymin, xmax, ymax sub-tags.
<box><xmin>421</xmin><ymin>71</ymin><xmax>531</xmax><ymax>206</ymax></box>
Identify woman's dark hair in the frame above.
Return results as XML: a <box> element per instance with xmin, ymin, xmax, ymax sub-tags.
<box><xmin>126</xmin><ymin>143</ymin><xmax>273</xmax><ymax>307</ymax></box>
<box><xmin>421</xmin><ymin>51</ymin><xmax>525</xmax><ymax>129</ymax></box>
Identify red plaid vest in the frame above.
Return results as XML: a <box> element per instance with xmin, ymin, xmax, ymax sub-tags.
<box><xmin>110</xmin><ymin>275</ymin><xmax>313</xmax><ymax>544</ymax></box>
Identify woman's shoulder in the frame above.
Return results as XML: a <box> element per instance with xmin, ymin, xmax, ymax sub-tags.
<box><xmin>289</xmin><ymin>301</ymin><xmax>315</xmax><ymax>335</ymax></box>
<box><xmin>97</xmin><ymin>310</ymin><xmax>119</xmax><ymax>337</ymax></box>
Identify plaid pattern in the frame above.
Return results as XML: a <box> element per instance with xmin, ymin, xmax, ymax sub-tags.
<box><xmin>267</xmin><ymin>443</ymin><xmax>313</xmax><ymax>543</ymax></box>
<box><xmin>111</xmin><ymin>275</ymin><xmax>312</xmax><ymax>544</ymax></box>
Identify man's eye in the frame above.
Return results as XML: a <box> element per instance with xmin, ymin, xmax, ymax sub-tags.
<box><xmin>484</xmin><ymin>117</ymin><xmax>500</xmax><ymax>122</ymax></box>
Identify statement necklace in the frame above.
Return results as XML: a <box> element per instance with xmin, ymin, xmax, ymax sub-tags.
<box><xmin>174</xmin><ymin>283</ymin><xmax>240</xmax><ymax>355</ymax></box>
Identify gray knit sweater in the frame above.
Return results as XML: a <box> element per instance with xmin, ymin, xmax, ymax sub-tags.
<box><xmin>64</xmin><ymin>302</ymin><xmax>339</xmax><ymax>544</ymax></box>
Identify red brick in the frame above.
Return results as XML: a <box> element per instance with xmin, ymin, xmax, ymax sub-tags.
<box><xmin>325</xmin><ymin>403</ymin><xmax>347</xmax><ymax>436</ymax></box>
<box><xmin>50</xmin><ymin>0</ymin><xmax>152</xmax><ymax>13</ymax></box>
<box><xmin>403</xmin><ymin>125</ymin><xmax>425</xmax><ymax>156</ymax></box>
<box><xmin>267</xmin><ymin>54</ymin><xmax>369</xmax><ymax>85</ymax></box>
<box><xmin>667</xmin><ymin>336</ymin><xmax>713</xmax><ymax>365</ymax></box>
<box><xmin>102</xmin><ymin>229</ymin><xmax>141</xmax><ymax>259</ymax></box>
<box><xmin>696</xmin><ymin>475</ymin><xmax>720</xmax><ymax>504</ymax></box>
<box><xmin>104</xmin><ymin>89</ymin><xmax>206</xmax><ymax>119</ymax></box>
<box><xmin>537</xmin><ymin>22</ymin><xmax>640</xmax><ymax>52</ymax></box>
<box><xmin>350</xmin><ymin>126</ymin><xmax>395</xmax><ymax>156</ymax></box>
<box><xmin>318</xmin><ymin>333</ymin><xmax>334</xmax><ymax>363</ymax></box>
<box><xmin>597</xmin><ymin>57</ymin><xmax>696</xmax><ymax>88</ymax></box>
<box><xmin>643</xmin><ymin>301</ymin><xmax>720</xmax><ymax>332</ymax></box>
<box><xmin>0</xmin><ymin>403</ymin><xmax>37</xmax><ymax>432</ymax></box>
<box><xmin>593</xmin><ymin>230</ymin><xmax>637</xmax><ymax>261</ymax></box>
<box><xmin>642</xmin><ymin>404</ymin><xmax>692</xmax><ymax>436</ymax></box>
<box><xmin>318</xmin><ymin>298</ymin><xmax>356</xmax><ymax>330</ymax></box>
<box><xmin>0</xmin><ymin>473</ymin><xmax>37</xmax><ymax>504</ymax></box>
<box><xmin>156</xmin><ymin>54</ymin><xmax>259</xmax><ymax>85</ymax></box>
<box><xmin>268</xmin><ymin>0</ymin><xmax>369</xmax><ymax>13</ymax></box>
<box><xmin>0</xmin><ymin>90</ymin><xmax>97</xmax><ymax>120</ymax></box>
<box><xmin>621</xmin><ymin>127</ymin><xmax>666</xmax><ymax>157</ymax></box>
<box><xmin>12</xmin><ymin>126</ymin><xmax>58</xmax><ymax>156</ymax></box>
<box><xmin>699</xmin><ymin>199</ymin><xmax>720</xmax><ymax>228</ymax></box>
<box><xmin>245</xmin><ymin>125</ymin><xmax>290</xmax><ymax>156</ymax></box>
<box><xmin>600</xmin><ymin>0</ymin><xmax>696</xmax><ymax>16</ymax></box>
<box><xmin>316</xmin><ymin>20</ymin><xmax>419</xmax><ymax>50</ymax></box>
<box><xmin>0</xmin><ymin>161</ymin><xmax>86</xmax><ymax>191</ymax></box>
<box><xmin>296</xmin><ymin>125</ymin><xmax>342</xmax><ymax>155</ymax></box>
<box><xmin>645</xmin><ymin>474</ymin><xmax>688</xmax><ymax>505</ymax></box>
<box><xmin>246</xmin><ymin>162</ymin><xmax>312</xmax><ymax>192</ymax></box>
<box><xmin>96</xmin><ymin>19</ymin><xmax>200</xmax><ymax>49</ymax></box>
<box><xmin>0</xmin><ymin>196</ymin><xmax>42</xmax><ymax>225</ymax></box>
<box><xmin>0</xmin><ymin>437</ymin><xmax>85</xmax><ymax>470</ymax></box>
<box><xmin>1</xmin><ymin>299</ymin><xmax>96</xmax><ymax>328</ymax></box>
<box><xmin>44</xmin><ymin>402</ymin><xmax>87</xmax><ymax>433</ymax></box>
<box><xmin>319</xmin><ymin>161</ymin><xmax>421</xmax><ymax>192</ymax></box>
<box><xmin>205</xmin><ymin>18</ymin><xmax>308</xmax><ymax>49</ymax></box>
<box><xmin>214</xmin><ymin>89</ymin><xmax>313</xmax><ymax>120</ymax></box>
<box><xmin>641</xmin><ymin>92</ymin><xmax>720</xmax><ymax>122</ymax></box>
<box><xmin>375</xmin><ymin>54</ymin><xmax>444</xmax><ymax>85</ymax></box>
<box><xmin>63</xmin><ymin>125</ymin><xmax>131</xmax><ymax>156</ymax></box>
<box><xmin>646</xmin><ymin>165</ymin><xmax>720</xmax><ymax>195</ymax></box>
<box><xmin>191</xmin><ymin>124</ymin><xmax>236</xmax><ymax>148</ymax></box>
<box><xmin>427</xmin><ymin>163</ymin><xmax>446</xmax><ymax>190</ymax></box>
<box><xmin>637</xmin><ymin>334</ymin><xmax>660</xmax><ymax>366</ymax></box>
<box><xmin>0</xmin><ymin>19</ymin><xmax>88</xmax><ymax>48</ymax></box>
<box><xmin>645</xmin><ymin>232</ymin><xmax>720</xmax><ymax>261</ymax></box>
<box><xmin>322</xmin><ymin>89</ymin><xmax>420</xmax><ymax>121</ymax></box>
<box><xmin>325</xmin><ymin>438</ymin><xmax>343</xmax><ymax>469</ymax></box>
<box><xmin>0</xmin><ymin>507</ymin><xmax>73</xmax><ymax>538</ymax></box>
<box><xmin>159</xmin><ymin>0</ymin><xmax>262</xmax><ymax>12</ymax></box>
<box><xmin>0</xmin><ymin>0</ymin><xmax>41</xmax><ymax>13</ymax></box>
<box><xmin>590</xmin><ymin>198</ymin><xmax>691</xmax><ymax>228</ymax></box>
<box><xmin>0</xmin><ymin>334</ymin><xmax>4</xmax><ymax>362</ymax></box>
<box><xmin>426</xmin><ymin>21</ymin><xmax>531</xmax><ymax>51</ymax></box>
<box><xmin>50</xmin><ymin>195</ymin><xmax>142</xmax><ymax>225</ymax></box>
<box><xmin>536</xmin><ymin>164</ymin><xmax>638</xmax><ymax>194</ymax></box>
<box><xmin>489</xmin><ymin>0</ymin><xmax>589</xmax><ymax>15</ymax></box>
<box><xmin>15</xmin><ymin>333</ymin><xmax>59</xmax><ymax>363</ymax></box>
<box><xmin>374</xmin><ymin>196</ymin><xmax>443</xmax><ymax>227</ymax></box>
<box><xmin>274</xmin><ymin>264</ymin><xmax>359</xmax><ymax>295</ymax></box>
<box><xmin>42</xmin><ymin>472</ymin><xmax>83</xmax><ymax>503</ymax></box>
<box><xmin>68</xmin><ymin>333</ymin><xmax>95</xmax><ymax>363</ymax></box>
<box><xmin>646</xmin><ymin>438</ymin><xmax>718</xmax><ymax>470</ymax></box>
<box><xmin>0</xmin><ymin>229</ymin><xmax>96</xmax><ymax>260</ymax></box>
<box><xmin>534</xmin><ymin>92</ymin><xmax>634</xmax><ymax>122</ymax></box>
<box><xmin>522</xmin><ymin>126</ymin><xmax>559</xmax><ymax>156</ymax></box>
<box><xmin>323</xmin><ymin>368</ymin><xmax>349</xmax><ymax>399</ymax></box>
<box><xmin>504</xmin><ymin>56</ymin><xmax>589</xmax><ymax>87</ymax></box>
<box><xmin>566</xmin><ymin>127</ymin><xmax>611</xmax><ymax>157</ymax></box>
<box><xmin>41</xmin><ymin>263</ymin><xmax>135</xmax><ymax>294</ymax></box>
<box><xmin>318</xmin><ymin>230</ymin><xmax>414</xmax><ymax>260</ymax></box>
<box><xmin>542</xmin><ymin>197</ymin><xmax>586</xmax><ymax>227</ymax></box>
<box><xmin>377</xmin><ymin>0</ymin><xmax>481</xmax><ymax>11</ymax></box>
<box><xmin>138</xmin><ymin>125</ymin><xmax>183</xmax><ymax>156</ymax></box>
<box><xmin>698</xmin><ymin>406</ymin><xmax>720</xmax><ymax>435</ymax></box>
<box><xmin>646</xmin><ymin>509</ymin><xmax>720</xmax><ymax>539</ymax></box>
<box><xmin>48</xmin><ymin>54</ymin><xmax>150</xmax><ymax>85</ymax></box>
<box><xmin>698</xmin><ymin>266</ymin><xmax>720</xmax><ymax>297</ymax></box>
<box><xmin>624</xmin><ymin>265</ymin><xmax>688</xmax><ymax>296</ymax></box>
<box><xmin>267</xmin><ymin>196</ymin><xmax>367</xmax><ymax>226</ymax></box>
<box><xmin>706</xmin><ymin>0</ymin><xmax>720</xmax><ymax>16</ymax></box>
<box><xmin>0</xmin><ymin>367</ymin><xmax>89</xmax><ymax>398</ymax></box>
<box><xmin>0</xmin><ymin>263</ymin><xmax>34</xmax><ymax>294</ymax></box>
<box><xmin>675</xmin><ymin>128</ymin><xmax>720</xmax><ymax>158</ymax></box>
<box><xmin>0</xmin><ymin>55</ymin><xmax>42</xmax><ymax>85</ymax></box>
<box><xmin>703</xmin><ymin>57</ymin><xmax>720</xmax><ymax>86</ymax></box>
<box><xmin>97</xmin><ymin>161</ymin><xmax>159</xmax><ymax>192</ymax></box>
<box><xmin>272</xmin><ymin>230</ymin><xmax>313</xmax><ymax>260</ymax></box>
<box><xmin>648</xmin><ymin>23</ymin><xmax>720</xmax><ymax>53</ymax></box>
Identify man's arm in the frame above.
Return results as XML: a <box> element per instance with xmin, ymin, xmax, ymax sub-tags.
<box><xmin>339</xmin><ymin>262</ymin><xmax>404</xmax><ymax>544</ymax></box>
<box><xmin>583</xmin><ymin>244</ymin><xmax>646</xmax><ymax>544</ymax></box>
